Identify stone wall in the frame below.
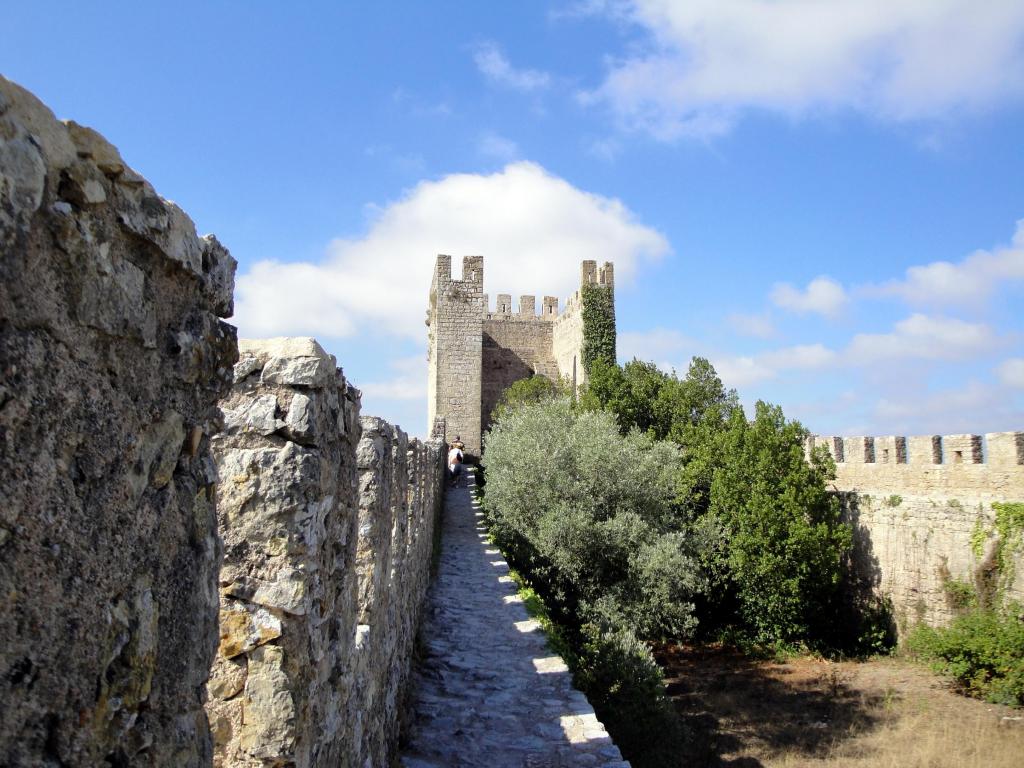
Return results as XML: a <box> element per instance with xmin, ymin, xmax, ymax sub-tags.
<box><xmin>481</xmin><ymin>315</ymin><xmax>557</xmax><ymax>434</ymax></box>
<box><xmin>427</xmin><ymin>255</ymin><xmax>484</xmax><ymax>455</ymax></box>
<box><xmin>207</xmin><ymin>339</ymin><xmax>445</xmax><ymax>767</ymax></box>
<box><xmin>0</xmin><ymin>77</ymin><xmax>237</xmax><ymax>765</ymax></box>
<box><xmin>551</xmin><ymin>261</ymin><xmax>613</xmax><ymax>394</ymax></box>
<box><xmin>428</xmin><ymin>255</ymin><xmax>614</xmax><ymax>453</ymax></box>
<box><xmin>808</xmin><ymin>432</ymin><xmax>1024</xmax><ymax>631</ymax></box>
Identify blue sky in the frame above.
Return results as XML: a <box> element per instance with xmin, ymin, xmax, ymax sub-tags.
<box><xmin>5</xmin><ymin>1</ymin><xmax>1024</xmax><ymax>438</ymax></box>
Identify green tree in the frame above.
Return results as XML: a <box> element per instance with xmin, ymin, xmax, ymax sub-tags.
<box><xmin>482</xmin><ymin>398</ymin><xmax>703</xmax><ymax>640</ymax></box>
<box><xmin>579</xmin><ymin>358</ymin><xmax>669</xmax><ymax>436</ymax></box>
<box><xmin>707</xmin><ymin>402</ymin><xmax>850</xmax><ymax>645</ymax></box>
<box><xmin>490</xmin><ymin>374</ymin><xmax>567</xmax><ymax>424</ymax></box>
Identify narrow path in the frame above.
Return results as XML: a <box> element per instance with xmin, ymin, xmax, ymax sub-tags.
<box><xmin>400</xmin><ymin>471</ymin><xmax>630</xmax><ymax>768</ymax></box>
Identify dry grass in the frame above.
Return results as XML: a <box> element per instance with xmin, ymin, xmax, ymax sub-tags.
<box><xmin>656</xmin><ymin>645</ymin><xmax>1024</xmax><ymax>768</ymax></box>
<box><xmin>777</xmin><ymin>706</ymin><xmax>1023</xmax><ymax>768</ymax></box>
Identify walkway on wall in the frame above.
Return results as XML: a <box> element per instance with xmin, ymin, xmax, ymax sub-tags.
<box><xmin>400</xmin><ymin>471</ymin><xmax>630</xmax><ymax>768</ymax></box>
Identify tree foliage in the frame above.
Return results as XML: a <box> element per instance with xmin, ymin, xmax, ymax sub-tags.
<box><xmin>490</xmin><ymin>374</ymin><xmax>567</xmax><ymax>424</ymax></box>
<box><xmin>482</xmin><ymin>398</ymin><xmax>703</xmax><ymax>639</ymax></box>
<box><xmin>580</xmin><ymin>356</ymin><xmax>853</xmax><ymax>647</ymax></box>
<box><xmin>706</xmin><ymin>402</ymin><xmax>849</xmax><ymax>644</ymax></box>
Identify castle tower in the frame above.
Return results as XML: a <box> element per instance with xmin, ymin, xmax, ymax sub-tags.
<box><xmin>427</xmin><ymin>254</ymin><xmax>615</xmax><ymax>455</ymax></box>
<box><xmin>426</xmin><ymin>255</ymin><xmax>485</xmax><ymax>455</ymax></box>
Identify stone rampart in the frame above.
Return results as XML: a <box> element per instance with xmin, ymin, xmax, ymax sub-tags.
<box><xmin>207</xmin><ymin>338</ymin><xmax>445</xmax><ymax>767</ymax></box>
<box><xmin>807</xmin><ymin>432</ymin><xmax>1024</xmax><ymax>631</ymax></box>
<box><xmin>428</xmin><ymin>256</ymin><xmax>614</xmax><ymax>452</ymax></box>
<box><xmin>0</xmin><ymin>76</ymin><xmax>237</xmax><ymax>765</ymax></box>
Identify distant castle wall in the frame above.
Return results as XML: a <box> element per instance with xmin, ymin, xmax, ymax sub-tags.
<box><xmin>427</xmin><ymin>255</ymin><xmax>614</xmax><ymax>454</ymax></box>
<box><xmin>807</xmin><ymin>432</ymin><xmax>1024</xmax><ymax>631</ymax></box>
<box><xmin>427</xmin><ymin>256</ymin><xmax>484</xmax><ymax>455</ymax></box>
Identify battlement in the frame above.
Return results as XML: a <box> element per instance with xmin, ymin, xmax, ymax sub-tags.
<box><xmin>433</xmin><ymin>254</ymin><xmax>484</xmax><ymax>289</ymax></box>
<box><xmin>808</xmin><ymin>432</ymin><xmax>1023</xmax><ymax>468</ymax></box>
<box><xmin>580</xmin><ymin>260</ymin><xmax>614</xmax><ymax>288</ymax></box>
<box><xmin>806</xmin><ymin>431</ymin><xmax>1024</xmax><ymax>498</ymax></box>
<box><xmin>484</xmin><ymin>293</ymin><xmax>561</xmax><ymax>321</ymax></box>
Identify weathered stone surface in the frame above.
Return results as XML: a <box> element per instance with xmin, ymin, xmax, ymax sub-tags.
<box><xmin>208</xmin><ymin>337</ymin><xmax>446</xmax><ymax>767</ymax></box>
<box><xmin>427</xmin><ymin>255</ymin><xmax>612</xmax><ymax>455</ymax></box>
<box><xmin>400</xmin><ymin>472</ymin><xmax>629</xmax><ymax>767</ymax></box>
<box><xmin>808</xmin><ymin>432</ymin><xmax>1024</xmax><ymax>631</ymax></box>
<box><xmin>0</xmin><ymin>77</ymin><xmax>237</xmax><ymax>766</ymax></box>
<box><xmin>222</xmin><ymin>393</ymin><xmax>280</xmax><ymax>436</ymax></box>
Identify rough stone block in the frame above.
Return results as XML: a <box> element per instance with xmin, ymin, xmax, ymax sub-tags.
<box><xmin>0</xmin><ymin>76</ymin><xmax>236</xmax><ymax>766</ymax></box>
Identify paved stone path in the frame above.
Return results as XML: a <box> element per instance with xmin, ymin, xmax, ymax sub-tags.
<box><xmin>400</xmin><ymin>471</ymin><xmax>630</xmax><ymax>768</ymax></box>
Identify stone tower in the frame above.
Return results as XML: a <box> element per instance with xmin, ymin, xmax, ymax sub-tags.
<box><xmin>426</xmin><ymin>255</ymin><xmax>615</xmax><ymax>456</ymax></box>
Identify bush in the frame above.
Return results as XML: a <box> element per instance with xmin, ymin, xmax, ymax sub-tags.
<box><xmin>706</xmin><ymin>402</ymin><xmax>851</xmax><ymax>646</ymax></box>
<box><xmin>907</xmin><ymin>605</ymin><xmax>1024</xmax><ymax>706</ymax></box>
<box><xmin>576</xmin><ymin>621</ymin><xmax>687</xmax><ymax>766</ymax></box>
<box><xmin>490</xmin><ymin>374</ymin><xmax>567</xmax><ymax>424</ymax></box>
<box><xmin>483</xmin><ymin>396</ymin><xmax>703</xmax><ymax>766</ymax></box>
<box><xmin>482</xmin><ymin>398</ymin><xmax>704</xmax><ymax>640</ymax></box>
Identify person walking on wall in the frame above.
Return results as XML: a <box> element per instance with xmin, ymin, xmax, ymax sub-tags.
<box><xmin>448</xmin><ymin>436</ymin><xmax>464</xmax><ymax>488</ymax></box>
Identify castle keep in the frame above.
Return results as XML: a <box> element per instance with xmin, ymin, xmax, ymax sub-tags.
<box><xmin>426</xmin><ymin>254</ymin><xmax>615</xmax><ymax>455</ymax></box>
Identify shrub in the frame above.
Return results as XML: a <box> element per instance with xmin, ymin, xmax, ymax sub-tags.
<box><xmin>490</xmin><ymin>374</ymin><xmax>567</xmax><ymax>424</ymax></box>
<box><xmin>482</xmin><ymin>398</ymin><xmax>704</xmax><ymax>640</ymax></box>
<box><xmin>707</xmin><ymin>402</ymin><xmax>851</xmax><ymax>646</ymax></box>
<box><xmin>575</xmin><ymin>621</ymin><xmax>687</xmax><ymax>767</ymax></box>
<box><xmin>907</xmin><ymin>605</ymin><xmax>1024</xmax><ymax>706</ymax></box>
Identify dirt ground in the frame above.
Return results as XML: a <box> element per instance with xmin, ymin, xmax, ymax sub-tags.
<box><xmin>655</xmin><ymin>644</ymin><xmax>1024</xmax><ymax>768</ymax></box>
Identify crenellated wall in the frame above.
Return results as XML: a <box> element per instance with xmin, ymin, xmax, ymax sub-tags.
<box><xmin>0</xmin><ymin>76</ymin><xmax>237</xmax><ymax>765</ymax></box>
<box><xmin>807</xmin><ymin>432</ymin><xmax>1024</xmax><ymax>631</ymax></box>
<box><xmin>206</xmin><ymin>338</ymin><xmax>445</xmax><ymax>767</ymax></box>
<box><xmin>427</xmin><ymin>255</ymin><xmax>485</xmax><ymax>455</ymax></box>
<box><xmin>428</xmin><ymin>255</ymin><xmax>615</xmax><ymax>451</ymax></box>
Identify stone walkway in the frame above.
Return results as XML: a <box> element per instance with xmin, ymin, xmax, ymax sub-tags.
<box><xmin>400</xmin><ymin>471</ymin><xmax>630</xmax><ymax>768</ymax></box>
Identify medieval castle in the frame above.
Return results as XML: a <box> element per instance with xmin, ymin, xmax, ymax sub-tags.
<box><xmin>427</xmin><ymin>254</ymin><xmax>614</xmax><ymax>455</ymax></box>
<box><xmin>1</xmin><ymin>77</ymin><xmax>1022</xmax><ymax>767</ymax></box>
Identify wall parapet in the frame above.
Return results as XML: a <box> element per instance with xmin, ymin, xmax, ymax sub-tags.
<box><xmin>808</xmin><ymin>430</ymin><xmax>1024</xmax><ymax>631</ymax></box>
<box><xmin>207</xmin><ymin>338</ymin><xmax>445</xmax><ymax>767</ymax></box>
<box><xmin>0</xmin><ymin>76</ymin><xmax>237</xmax><ymax>766</ymax></box>
<box><xmin>807</xmin><ymin>431</ymin><xmax>1024</xmax><ymax>497</ymax></box>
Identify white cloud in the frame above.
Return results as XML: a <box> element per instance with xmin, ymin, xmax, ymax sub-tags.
<box><xmin>478</xmin><ymin>132</ymin><xmax>520</xmax><ymax>162</ymax></box>
<box><xmin>762</xmin><ymin>343</ymin><xmax>837</xmax><ymax>370</ymax></box>
<box><xmin>727</xmin><ymin>312</ymin><xmax>775</xmax><ymax>339</ymax></box>
<box><xmin>233</xmin><ymin>161</ymin><xmax>668</xmax><ymax>341</ymax></box>
<box><xmin>360</xmin><ymin>355</ymin><xmax>428</xmax><ymax>401</ymax></box>
<box><xmin>474</xmin><ymin>42</ymin><xmax>551</xmax><ymax>91</ymax></box>
<box><xmin>846</xmin><ymin>314</ymin><xmax>998</xmax><ymax>364</ymax></box>
<box><xmin>770</xmin><ymin>276</ymin><xmax>848</xmax><ymax>317</ymax></box>
<box><xmin>712</xmin><ymin>355</ymin><xmax>774</xmax><ymax>388</ymax></box>
<box><xmin>869</xmin><ymin>380</ymin><xmax>1024</xmax><ymax>436</ymax></box>
<box><xmin>618</xmin><ymin>327</ymin><xmax>695</xmax><ymax>367</ymax></box>
<box><xmin>708</xmin><ymin>313</ymin><xmax>996</xmax><ymax>390</ymax></box>
<box><xmin>996</xmin><ymin>357</ymin><xmax>1024</xmax><ymax>389</ymax></box>
<box><xmin>871</xmin><ymin>219</ymin><xmax>1024</xmax><ymax>306</ymax></box>
<box><xmin>714</xmin><ymin>342</ymin><xmax>836</xmax><ymax>388</ymax></box>
<box><xmin>585</xmin><ymin>136</ymin><xmax>622</xmax><ymax>162</ymax></box>
<box><xmin>583</xmin><ymin>0</ymin><xmax>1024</xmax><ymax>139</ymax></box>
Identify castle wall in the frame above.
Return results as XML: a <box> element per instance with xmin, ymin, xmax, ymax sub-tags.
<box><xmin>808</xmin><ymin>432</ymin><xmax>1024</xmax><ymax>631</ymax></box>
<box><xmin>0</xmin><ymin>77</ymin><xmax>237</xmax><ymax>765</ymax></box>
<box><xmin>427</xmin><ymin>255</ymin><xmax>484</xmax><ymax>455</ymax></box>
<box><xmin>481</xmin><ymin>303</ymin><xmax>557</xmax><ymax>434</ymax></box>
<box><xmin>551</xmin><ymin>293</ymin><xmax>584</xmax><ymax>390</ymax></box>
<box><xmin>428</xmin><ymin>257</ymin><xmax>616</xmax><ymax>450</ymax></box>
<box><xmin>207</xmin><ymin>339</ymin><xmax>445</xmax><ymax>767</ymax></box>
